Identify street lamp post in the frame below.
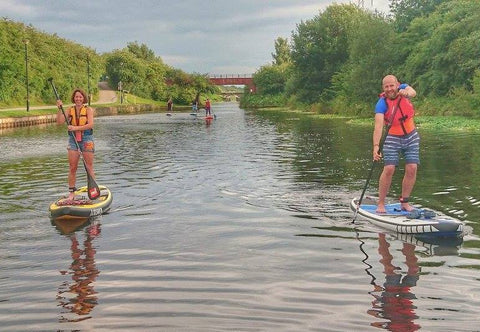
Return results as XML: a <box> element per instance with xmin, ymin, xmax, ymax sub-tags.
<box><xmin>87</xmin><ymin>55</ymin><xmax>91</xmax><ymax>106</ymax></box>
<box><xmin>118</xmin><ymin>81</ymin><xmax>123</xmax><ymax>104</ymax></box>
<box><xmin>119</xmin><ymin>62</ymin><xmax>124</xmax><ymax>104</ymax></box>
<box><xmin>23</xmin><ymin>39</ymin><xmax>29</xmax><ymax>112</ymax></box>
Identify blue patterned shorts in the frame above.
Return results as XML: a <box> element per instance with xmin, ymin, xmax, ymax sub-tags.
<box><xmin>383</xmin><ymin>130</ymin><xmax>420</xmax><ymax>166</ymax></box>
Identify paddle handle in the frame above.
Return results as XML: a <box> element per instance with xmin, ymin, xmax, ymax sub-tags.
<box><xmin>48</xmin><ymin>78</ymin><xmax>69</xmax><ymax>124</ymax></box>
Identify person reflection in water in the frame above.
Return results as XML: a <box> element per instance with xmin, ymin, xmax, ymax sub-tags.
<box><xmin>57</xmin><ymin>222</ymin><xmax>101</xmax><ymax>322</ymax></box>
<box><xmin>368</xmin><ymin>233</ymin><xmax>420</xmax><ymax>331</ymax></box>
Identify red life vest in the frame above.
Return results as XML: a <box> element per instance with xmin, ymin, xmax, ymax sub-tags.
<box><xmin>383</xmin><ymin>96</ymin><xmax>415</xmax><ymax>135</ymax></box>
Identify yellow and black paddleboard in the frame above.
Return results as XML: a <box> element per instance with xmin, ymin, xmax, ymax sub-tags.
<box><xmin>49</xmin><ymin>185</ymin><xmax>112</xmax><ymax>221</ymax></box>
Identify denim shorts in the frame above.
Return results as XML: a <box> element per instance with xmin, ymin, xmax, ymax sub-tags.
<box><xmin>67</xmin><ymin>133</ymin><xmax>95</xmax><ymax>153</ymax></box>
<box><xmin>383</xmin><ymin>130</ymin><xmax>420</xmax><ymax>166</ymax></box>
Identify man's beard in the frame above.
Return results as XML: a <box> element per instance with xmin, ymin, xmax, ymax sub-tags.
<box><xmin>386</xmin><ymin>92</ymin><xmax>398</xmax><ymax>99</ymax></box>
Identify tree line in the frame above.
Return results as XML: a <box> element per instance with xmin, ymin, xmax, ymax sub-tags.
<box><xmin>242</xmin><ymin>0</ymin><xmax>480</xmax><ymax>117</ymax></box>
<box><xmin>0</xmin><ymin>18</ymin><xmax>219</xmax><ymax>108</ymax></box>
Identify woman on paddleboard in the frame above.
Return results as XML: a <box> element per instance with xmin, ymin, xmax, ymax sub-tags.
<box><xmin>56</xmin><ymin>89</ymin><xmax>95</xmax><ymax>201</ymax></box>
<box><xmin>372</xmin><ymin>75</ymin><xmax>418</xmax><ymax>213</ymax></box>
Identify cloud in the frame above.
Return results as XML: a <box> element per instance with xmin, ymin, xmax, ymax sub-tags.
<box><xmin>0</xmin><ymin>0</ymin><xmax>34</xmax><ymax>16</ymax></box>
<box><xmin>2</xmin><ymin>0</ymin><xmax>390</xmax><ymax>74</ymax></box>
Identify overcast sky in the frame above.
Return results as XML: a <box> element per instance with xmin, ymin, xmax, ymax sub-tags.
<box><xmin>2</xmin><ymin>0</ymin><xmax>390</xmax><ymax>75</ymax></box>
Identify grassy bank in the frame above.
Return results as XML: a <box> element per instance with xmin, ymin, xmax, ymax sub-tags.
<box><xmin>346</xmin><ymin>115</ymin><xmax>480</xmax><ymax>132</ymax></box>
<box><xmin>0</xmin><ymin>95</ymin><xmax>165</xmax><ymax>119</ymax></box>
<box><xmin>0</xmin><ymin>92</ymin><xmax>225</xmax><ymax>119</ymax></box>
<box><xmin>0</xmin><ymin>108</ymin><xmax>57</xmax><ymax>118</ymax></box>
<box><xmin>253</xmin><ymin>107</ymin><xmax>480</xmax><ymax>132</ymax></box>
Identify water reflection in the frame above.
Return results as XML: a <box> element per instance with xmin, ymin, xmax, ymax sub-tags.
<box><xmin>396</xmin><ymin>233</ymin><xmax>463</xmax><ymax>256</ymax></box>
<box><xmin>53</xmin><ymin>218</ymin><xmax>101</xmax><ymax>323</ymax></box>
<box><xmin>2</xmin><ymin>106</ymin><xmax>480</xmax><ymax>330</ymax></box>
<box><xmin>356</xmin><ymin>230</ymin><xmax>462</xmax><ymax>331</ymax></box>
<box><xmin>367</xmin><ymin>233</ymin><xmax>420</xmax><ymax>331</ymax></box>
<box><xmin>205</xmin><ymin>117</ymin><xmax>213</xmax><ymax>127</ymax></box>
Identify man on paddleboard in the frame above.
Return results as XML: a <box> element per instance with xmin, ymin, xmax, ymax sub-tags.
<box><xmin>373</xmin><ymin>75</ymin><xmax>418</xmax><ymax>213</ymax></box>
<box><xmin>205</xmin><ymin>98</ymin><xmax>211</xmax><ymax>116</ymax></box>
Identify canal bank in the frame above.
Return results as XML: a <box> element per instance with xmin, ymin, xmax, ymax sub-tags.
<box><xmin>0</xmin><ymin>104</ymin><xmax>164</xmax><ymax>130</ymax></box>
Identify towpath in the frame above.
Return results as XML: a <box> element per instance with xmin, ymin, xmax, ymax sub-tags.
<box><xmin>0</xmin><ymin>81</ymin><xmax>117</xmax><ymax>111</ymax></box>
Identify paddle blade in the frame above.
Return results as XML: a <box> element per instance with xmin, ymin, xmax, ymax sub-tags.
<box><xmin>87</xmin><ymin>174</ymin><xmax>101</xmax><ymax>200</ymax></box>
<box><xmin>352</xmin><ymin>203</ymin><xmax>360</xmax><ymax>223</ymax></box>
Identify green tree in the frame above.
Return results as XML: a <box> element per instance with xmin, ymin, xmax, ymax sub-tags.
<box><xmin>289</xmin><ymin>4</ymin><xmax>364</xmax><ymax>103</ymax></box>
<box><xmin>104</xmin><ymin>50</ymin><xmax>145</xmax><ymax>95</ymax></box>
<box><xmin>0</xmin><ymin>18</ymin><xmax>219</xmax><ymax>108</ymax></box>
<box><xmin>400</xmin><ymin>0</ymin><xmax>480</xmax><ymax>96</ymax></box>
<box><xmin>0</xmin><ymin>18</ymin><xmax>103</xmax><ymax>106</ymax></box>
<box><xmin>253</xmin><ymin>64</ymin><xmax>289</xmax><ymax>95</ymax></box>
<box><xmin>145</xmin><ymin>61</ymin><xmax>168</xmax><ymax>101</ymax></box>
<box><xmin>272</xmin><ymin>37</ymin><xmax>291</xmax><ymax>66</ymax></box>
<box><xmin>127</xmin><ymin>41</ymin><xmax>157</xmax><ymax>62</ymax></box>
<box><xmin>389</xmin><ymin>0</ymin><xmax>447</xmax><ymax>32</ymax></box>
<box><xmin>330</xmin><ymin>11</ymin><xmax>397</xmax><ymax>114</ymax></box>
<box><xmin>0</xmin><ymin>22</ymin><xmax>23</xmax><ymax>104</ymax></box>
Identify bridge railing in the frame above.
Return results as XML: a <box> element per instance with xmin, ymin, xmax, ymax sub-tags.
<box><xmin>208</xmin><ymin>74</ymin><xmax>253</xmax><ymax>79</ymax></box>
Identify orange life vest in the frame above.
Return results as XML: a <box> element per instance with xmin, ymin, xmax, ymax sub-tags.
<box><xmin>68</xmin><ymin>106</ymin><xmax>91</xmax><ymax>141</ymax></box>
<box><xmin>68</xmin><ymin>105</ymin><xmax>88</xmax><ymax>126</ymax></box>
<box><xmin>384</xmin><ymin>97</ymin><xmax>415</xmax><ymax>135</ymax></box>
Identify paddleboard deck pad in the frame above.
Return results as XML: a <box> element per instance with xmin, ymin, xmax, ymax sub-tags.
<box><xmin>351</xmin><ymin>196</ymin><xmax>463</xmax><ymax>235</ymax></box>
<box><xmin>50</xmin><ymin>185</ymin><xmax>112</xmax><ymax>221</ymax></box>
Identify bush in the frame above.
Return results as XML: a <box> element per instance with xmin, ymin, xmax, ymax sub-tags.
<box><xmin>240</xmin><ymin>93</ymin><xmax>287</xmax><ymax>108</ymax></box>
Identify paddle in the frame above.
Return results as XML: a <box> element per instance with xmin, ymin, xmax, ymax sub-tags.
<box><xmin>48</xmin><ymin>78</ymin><xmax>100</xmax><ymax>200</ymax></box>
<box><xmin>353</xmin><ymin>97</ymin><xmax>402</xmax><ymax>222</ymax></box>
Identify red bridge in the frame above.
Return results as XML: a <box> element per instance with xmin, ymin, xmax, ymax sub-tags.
<box><xmin>209</xmin><ymin>74</ymin><xmax>256</xmax><ymax>92</ymax></box>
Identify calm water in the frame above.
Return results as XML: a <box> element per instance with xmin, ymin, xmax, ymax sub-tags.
<box><xmin>1</xmin><ymin>103</ymin><xmax>480</xmax><ymax>331</ymax></box>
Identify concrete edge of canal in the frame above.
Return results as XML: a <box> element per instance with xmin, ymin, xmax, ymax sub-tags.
<box><xmin>0</xmin><ymin>104</ymin><xmax>163</xmax><ymax>129</ymax></box>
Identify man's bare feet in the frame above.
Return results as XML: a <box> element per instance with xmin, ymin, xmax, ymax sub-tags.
<box><xmin>376</xmin><ymin>204</ymin><xmax>386</xmax><ymax>214</ymax></box>
<box><xmin>399</xmin><ymin>197</ymin><xmax>415</xmax><ymax>212</ymax></box>
<box><xmin>401</xmin><ymin>203</ymin><xmax>415</xmax><ymax>212</ymax></box>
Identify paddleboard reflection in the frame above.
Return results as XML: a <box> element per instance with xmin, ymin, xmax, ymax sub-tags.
<box><xmin>53</xmin><ymin>217</ymin><xmax>102</xmax><ymax>322</ymax></box>
<box><xmin>367</xmin><ymin>233</ymin><xmax>421</xmax><ymax>331</ymax></box>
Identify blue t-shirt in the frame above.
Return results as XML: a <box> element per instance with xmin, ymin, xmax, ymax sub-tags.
<box><xmin>375</xmin><ymin>83</ymin><xmax>409</xmax><ymax>114</ymax></box>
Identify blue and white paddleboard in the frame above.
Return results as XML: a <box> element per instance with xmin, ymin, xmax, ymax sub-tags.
<box><xmin>351</xmin><ymin>196</ymin><xmax>464</xmax><ymax>235</ymax></box>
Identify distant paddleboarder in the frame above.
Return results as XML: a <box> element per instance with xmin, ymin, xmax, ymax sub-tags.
<box><xmin>167</xmin><ymin>98</ymin><xmax>173</xmax><ymax>115</ymax></box>
<box><xmin>205</xmin><ymin>98</ymin><xmax>211</xmax><ymax>116</ymax></box>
